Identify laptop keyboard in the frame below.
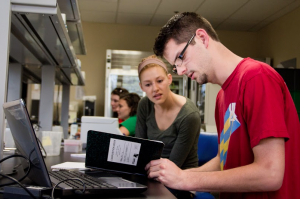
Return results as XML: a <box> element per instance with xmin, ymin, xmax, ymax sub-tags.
<box><xmin>49</xmin><ymin>170</ymin><xmax>116</xmax><ymax>189</ymax></box>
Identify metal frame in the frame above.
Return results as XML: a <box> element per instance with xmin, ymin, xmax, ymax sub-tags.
<box><xmin>0</xmin><ymin>0</ymin><xmax>12</xmax><ymax>164</ymax></box>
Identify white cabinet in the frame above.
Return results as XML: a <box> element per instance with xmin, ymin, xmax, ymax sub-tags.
<box><xmin>204</xmin><ymin>83</ymin><xmax>221</xmax><ymax>132</ymax></box>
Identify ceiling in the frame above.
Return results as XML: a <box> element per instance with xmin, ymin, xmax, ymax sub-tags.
<box><xmin>78</xmin><ymin>0</ymin><xmax>300</xmax><ymax>32</ymax></box>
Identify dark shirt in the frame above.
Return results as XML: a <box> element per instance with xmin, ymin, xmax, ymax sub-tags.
<box><xmin>135</xmin><ymin>97</ymin><xmax>201</xmax><ymax>169</ymax></box>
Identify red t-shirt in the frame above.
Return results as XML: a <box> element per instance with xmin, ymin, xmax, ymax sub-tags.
<box><xmin>215</xmin><ymin>58</ymin><xmax>300</xmax><ymax>199</ymax></box>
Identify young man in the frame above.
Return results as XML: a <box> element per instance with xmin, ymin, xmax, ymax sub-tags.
<box><xmin>146</xmin><ymin>12</ymin><xmax>300</xmax><ymax>198</ymax></box>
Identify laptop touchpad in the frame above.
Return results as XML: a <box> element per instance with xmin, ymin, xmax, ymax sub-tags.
<box><xmin>83</xmin><ymin>170</ymin><xmax>119</xmax><ymax>178</ymax></box>
<box><xmin>99</xmin><ymin>177</ymin><xmax>145</xmax><ymax>188</ymax></box>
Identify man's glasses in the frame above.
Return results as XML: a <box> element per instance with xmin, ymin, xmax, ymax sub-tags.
<box><xmin>172</xmin><ymin>33</ymin><xmax>196</xmax><ymax>74</ymax></box>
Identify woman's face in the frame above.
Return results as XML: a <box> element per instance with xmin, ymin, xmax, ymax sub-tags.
<box><xmin>139</xmin><ymin>66</ymin><xmax>172</xmax><ymax>105</ymax></box>
<box><xmin>111</xmin><ymin>94</ymin><xmax>120</xmax><ymax>112</ymax></box>
<box><xmin>117</xmin><ymin>99</ymin><xmax>131</xmax><ymax>120</ymax></box>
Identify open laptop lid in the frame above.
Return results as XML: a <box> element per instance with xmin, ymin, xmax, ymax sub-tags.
<box><xmin>85</xmin><ymin>130</ymin><xmax>164</xmax><ymax>175</ymax></box>
<box><xmin>3</xmin><ymin>99</ymin><xmax>52</xmax><ymax>187</ymax></box>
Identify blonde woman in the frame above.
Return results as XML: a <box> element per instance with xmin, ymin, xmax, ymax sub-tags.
<box><xmin>136</xmin><ymin>55</ymin><xmax>201</xmax><ymax>170</ymax></box>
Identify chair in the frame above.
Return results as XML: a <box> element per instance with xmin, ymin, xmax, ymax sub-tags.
<box><xmin>197</xmin><ymin>132</ymin><xmax>218</xmax><ymax>166</ymax></box>
<box><xmin>193</xmin><ymin>132</ymin><xmax>218</xmax><ymax>199</ymax></box>
<box><xmin>194</xmin><ymin>192</ymin><xmax>216</xmax><ymax>199</ymax></box>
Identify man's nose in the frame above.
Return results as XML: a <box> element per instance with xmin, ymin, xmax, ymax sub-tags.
<box><xmin>176</xmin><ymin>65</ymin><xmax>186</xmax><ymax>75</ymax></box>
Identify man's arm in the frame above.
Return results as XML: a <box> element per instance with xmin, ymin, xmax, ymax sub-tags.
<box><xmin>146</xmin><ymin>137</ymin><xmax>285</xmax><ymax>192</ymax></box>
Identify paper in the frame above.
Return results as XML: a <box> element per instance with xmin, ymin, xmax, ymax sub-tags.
<box><xmin>51</xmin><ymin>162</ymin><xmax>86</xmax><ymax>170</ymax></box>
<box><xmin>42</xmin><ymin>136</ymin><xmax>52</xmax><ymax>146</ymax></box>
<box><xmin>107</xmin><ymin>138</ymin><xmax>141</xmax><ymax>166</ymax></box>
<box><xmin>70</xmin><ymin>153</ymin><xmax>86</xmax><ymax>158</ymax></box>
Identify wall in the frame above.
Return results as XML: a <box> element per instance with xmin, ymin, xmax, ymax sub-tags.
<box><xmin>218</xmin><ymin>30</ymin><xmax>259</xmax><ymax>58</ymax></box>
<box><xmin>73</xmin><ymin>23</ymin><xmax>258</xmax><ymax>117</ymax></box>
<box><xmin>74</xmin><ymin>23</ymin><xmax>161</xmax><ymax>116</ymax></box>
<box><xmin>204</xmin><ymin>83</ymin><xmax>221</xmax><ymax>132</ymax></box>
<box><xmin>258</xmin><ymin>6</ymin><xmax>300</xmax><ymax>68</ymax></box>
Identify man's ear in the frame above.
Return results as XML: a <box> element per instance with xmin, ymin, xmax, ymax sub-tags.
<box><xmin>196</xmin><ymin>28</ymin><xmax>209</xmax><ymax>48</ymax></box>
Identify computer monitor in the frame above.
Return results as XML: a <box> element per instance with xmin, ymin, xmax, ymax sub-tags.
<box><xmin>275</xmin><ymin>68</ymin><xmax>300</xmax><ymax>116</ymax></box>
<box><xmin>83</xmin><ymin>100</ymin><xmax>95</xmax><ymax>116</ymax></box>
<box><xmin>80</xmin><ymin>116</ymin><xmax>122</xmax><ymax>144</ymax></box>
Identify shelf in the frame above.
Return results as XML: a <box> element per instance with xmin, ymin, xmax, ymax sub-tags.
<box><xmin>58</xmin><ymin>0</ymin><xmax>86</xmax><ymax>55</ymax></box>
<box><xmin>9</xmin><ymin>0</ymin><xmax>85</xmax><ymax>85</ymax></box>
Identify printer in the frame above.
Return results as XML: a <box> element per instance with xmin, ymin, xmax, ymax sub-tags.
<box><xmin>80</xmin><ymin>116</ymin><xmax>122</xmax><ymax>146</ymax></box>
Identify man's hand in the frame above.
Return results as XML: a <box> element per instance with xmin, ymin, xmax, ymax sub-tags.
<box><xmin>145</xmin><ymin>158</ymin><xmax>186</xmax><ymax>190</ymax></box>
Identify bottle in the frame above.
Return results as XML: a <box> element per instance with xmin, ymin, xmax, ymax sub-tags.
<box><xmin>69</xmin><ymin>119</ymin><xmax>78</xmax><ymax>139</ymax></box>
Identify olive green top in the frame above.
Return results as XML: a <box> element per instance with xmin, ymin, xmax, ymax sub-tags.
<box><xmin>135</xmin><ymin>97</ymin><xmax>201</xmax><ymax>169</ymax></box>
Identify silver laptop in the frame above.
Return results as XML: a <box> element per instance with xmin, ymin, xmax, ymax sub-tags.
<box><xmin>3</xmin><ymin>99</ymin><xmax>147</xmax><ymax>196</ymax></box>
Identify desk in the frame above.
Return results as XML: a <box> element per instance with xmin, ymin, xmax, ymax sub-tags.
<box><xmin>0</xmin><ymin>149</ymin><xmax>176</xmax><ymax>199</ymax></box>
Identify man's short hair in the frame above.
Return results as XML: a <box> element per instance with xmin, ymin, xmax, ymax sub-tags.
<box><xmin>153</xmin><ymin>12</ymin><xmax>220</xmax><ymax>57</ymax></box>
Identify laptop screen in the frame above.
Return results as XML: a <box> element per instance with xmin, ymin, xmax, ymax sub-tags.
<box><xmin>3</xmin><ymin>99</ymin><xmax>52</xmax><ymax>187</ymax></box>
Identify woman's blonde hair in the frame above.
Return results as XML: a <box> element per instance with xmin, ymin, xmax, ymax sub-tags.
<box><xmin>138</xmin><ymin>55</ymin><xmax>169</xmax><ymax>80</ymax></box>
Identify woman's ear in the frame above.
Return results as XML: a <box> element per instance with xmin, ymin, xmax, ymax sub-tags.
<box><xmin>139</xmin><ymin>82</ymin><xmax>144</xmax><ymax>91</ymax></box>
<box><xmin>167</xmin><ymin>74</ymin><xmax>173</xmax><ymax>85</ymax></box>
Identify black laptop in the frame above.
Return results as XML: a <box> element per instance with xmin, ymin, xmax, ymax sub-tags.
<box><xmin>3</xmin><ymin>99</ymin><xmax>147</xmax><ymax>196</ymax></box>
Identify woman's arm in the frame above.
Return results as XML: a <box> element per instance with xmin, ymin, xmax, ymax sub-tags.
<box><xmin>135</xmin><ymin>97</ymin><xmax>148</xmax><ymax>138</ymax></box>
<box><xmin>119</xmin><ymin>126</ymin><xmax>130</xmax><ymax>136</ymax></box>
<box><xmin>169</xmin><ymin>111</ymin><xmax>201</xmax><ymax>168</ymax></box>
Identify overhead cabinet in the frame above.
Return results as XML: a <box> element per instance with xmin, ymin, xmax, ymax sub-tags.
<box><xmin>10</xmin><ymin>0</ymin><xmax>86</xmax><ymax>85</ymax></box>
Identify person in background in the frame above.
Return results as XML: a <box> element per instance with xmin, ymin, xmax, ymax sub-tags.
<box><xmin>111</xmin><ymin>87</ymin><xmax>129</xmax><ymax>123</ymax></box>
<box><xmin>146</xmin><ymin>12</ymin><xmax>300</xmax><ymax>199</ymax></box>
<box><xmin>136</xmin><ymin>55</ymin><xmax>201</xmax><ymax>170</ymax></box>
<box><xmin>118</xmin><ymin>93</ymin><xmax>141</xmax><ymax>136</ymax></box>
